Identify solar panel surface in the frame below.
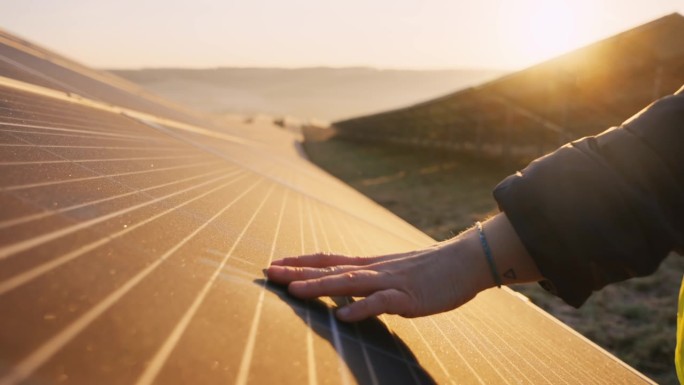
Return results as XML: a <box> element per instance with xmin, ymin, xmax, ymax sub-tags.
<box><xmin>0</xmin><ymin>30</ymin><xmax>655</xmax><ymax>385</ymax></box>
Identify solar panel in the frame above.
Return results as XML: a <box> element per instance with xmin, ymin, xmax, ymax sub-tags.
<box><xmin>0</xmin><ymin>31</ymin><xmax>654</xmax><ymax>384</ymax></box>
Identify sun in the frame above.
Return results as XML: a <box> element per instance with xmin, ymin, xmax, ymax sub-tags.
<box><xmin>496</xmin><ymin>0</ymin><xmax>584</xmax><ymax>68</ymax></box>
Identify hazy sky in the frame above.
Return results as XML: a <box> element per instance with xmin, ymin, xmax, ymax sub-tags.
<box><xmin>1</xmin><ymin>0</ymin><xmax>683</xmax><ymax>70</ymax></box>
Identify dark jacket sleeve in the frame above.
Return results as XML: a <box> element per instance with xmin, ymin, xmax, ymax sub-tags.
<box><xmin>493</xmin><ymin>86</ymin><xmax>684</xmax><ymax>307</ymax></box>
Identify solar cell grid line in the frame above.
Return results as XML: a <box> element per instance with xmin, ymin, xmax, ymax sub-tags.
<box><xmin>453</xmin><ymin>308</ymin><xmax>560</xmax><ymax>385</ymax></box>
<box><xmin>333</xmin><ymin>208</ymin><xmax>389</xmax><ymax>254</ymax></box>
<box><xmin>0</xmin><ymin>159</ymin><xmax>221</xmax><ymax>194</ymax></box>
<box><xmin>336</xmin><ymin>216</ymin><xmax>454</xmax><ymax>384</ymax></box>
<box><xmin>0</xmin><ymin>53</ymin><xmax>88</xmax><ymax>97</ymax></box>
<box><xmin>0</xmin><ymin>114</ymin><xmax>194</xmax><ymax>150</ymax></box>
<box><xmin>0</xmin><ymin>133</ymin><xmax>24</xmax><ymax>146</ymax></box>
<box><xmin>380</xmin><ymin>315</ymin><xmax>428</xmax><ymax>385</ymax></box>
<box><xmin>446</xmin><ymin>310</ymin><xmax>529</xmax><ymax>383</ymax></box>
<box><xmin>0</xmin><ymin>174</ymin><xmax>266</xmax><ymax>385</ymax></box>
<box><xmin>0</xmin><ymin>110</ymin><xmax>137</xmax><ymax>133</ymax></box>
<box><xmin>242</xmin><ymin>206</ymin><xmax>315</xmax><ymax>385</ymax></box>
<box><xmin>0</xmin><ymin>50</ymin><xmax>117</xmax><ymax>106</ymax></box>
<box><xmin>341</xmin><ymin>216</ymin><xmax>457</xmax><ymax>385</ymax></box>
<box><xmin>484</xmin><ymin>305</ymin><xmax>609</xmax><ymax>385</ymax></box>
<box><xmin>311</xmin><ymin>200</ymin><xmax>333</xmax><ymax>252</ymax></box>
<box><xmin>0</xmin><ymin>166</ymin><xmax>244</xmax><ymax>278</ymax></box>
<box><xmin>303</xmin><ymin>195</ymin><xmax>352</xmax><ymax>385</ymax></box>
<box><xmin>0</xmin><ymin>102</ymin><xmax>154</xmax><ymax>133</ymax></box>
<box><xmin>298</xmin><ymin>193</ymin><xmax>320</xmax><ymax>385</ymax></box>
<box><xmin>312</xmin><ymin>201</ymin><xmax>440</xmax><ymax>383</ymax></box>
<box><xmin>318</xmin><ymin>204</ymin><xmax>380</xmax><ymax>385</ymax></box>
<box><xmin>234</xmin><ymin>188</ymin><xmax>289</xmax><ymax>385</ymax></box>
<box><xmin>331</xmin><ymin>206</ymin><xmax>427</xmax><ymax>385</ymax></box>
<box><xmin>0</xmin><ymin>56</ymin><xmax>204</xmax><ymax>129</ymax></box>
<box><xmin>0</xmin><ymin>121</ymin><xmax>177</xmax><ymax>143</ymax></box>
<box><xmin>0</xmin><ymin>44</ymin><xmax>123</xmax><ymax>99</ymax></box>
<box><xmin>335</xmin><ymin>209</ymin><xmax>367</xmax><ymax>256</ymax></box>
<box><xmin>0</xmin><ymin>47</ymin><xmax>98</xmax><ymax>94</ymax></box>
<box><xmin>0</xmin><ymin>112</ymin><xmax>203</xmax><ymax>160</ymax></box>
<box><xmin>424</xmin><ymin>315</ymin><xmax>498</xmax><ymax>385</ymax></box>
<box><xmin>0</xmin><ymin>125</ymin><xmax>148</xmax><ymax>142</ymax></box>
<box><xmin>0</xmin><ymin>169</ymin><xmax>242</xmax><ymax>260</ymax></box>
<box><xmin>0</xmin><ymin>86</ymin><xmax>119</xmax><ymax>117</ymax></box>
<box><xmin>478</xmin><ymin>293</ymin><xmax>605</xmax><ymax>384</ymax></box>
<box><xmin>0</xmin><ymin>164</ymin><xmax>228</xmax><ymax>233</ymax></box>
<box><xmin>470</xmin><ymin>299</ymin><xmax>602</xmax><ymax>385</ymax></box>
<box><xmin>0</xmin><ymin>63</ymin><xmax>51</xmax><ymax>93</ymax></box>
<box><xmin>0</xmin><ymin>165</ymin><xmax>231</xmax><ymax>257</ymax></box>
<box><xmin>133</xmin><ymin>180</ymin><xmax>278</xmax><ymax>385</ymax></box>
<box><xmin>318</xmin><ymin>185</ymin><xmax>430</xmax><ymax>248</ymax></box>
<box><xmin>0</xmin><ymin>170</ymin><xmax>247</xmax><ymax>297</ymax></box>
<box><xmin>256</xmin><ymin>180</ymin><xmax>426</xmax><ymax>255</ymax></box>
<box><xmin>0</xmin><ymin>80</ymin><xmax>246</xmax><ymax>147</ymax></box>
<box><xmin>335</xmin><ymin>213</ymin><xmax>419</xmax><ymax>256</ymax></box>
<box><xmin>0</xmin><ymin>98</ymin><xmax>188</xmax><ymax>138</ymax></box>
<box><xmin>0</xmin><ymin>76</ymin><xmax>208</xmax><ymax>132</ymax></box>
<box><xmin>0</xmin><ymin>142</ymin><xmax>189</xmax><ymax>151</ymax></box>
<box><xmin>0</xmin><ymin>105</ymin><xmax>160</xmax><ymax>137</ymax></box>
<box><xmin>309</xmin><ymin>201</ymin><xmax>374</xmax><ymax>383</ymax></box>
<box><xmin>487</xmin><ymin>288</ymin><xmax>628</xmax><ymax>384</ymax></box>
<box><xmin>127</xmin><ymin>120</ymin><xmax>260</xmax><ymax>172</ymax></box>
<box><xmin>3</xmin><ymin>134</ymin><xmax>196</xmax><ymax>157</ymax></box>
<box><xmin>2</xmin><ymin>172</ymin><xmax>268</xmax><ymax>374</ymax></box>
<box><xmin>0</xmin><ymin>127</ymin><xmax>173</xmax><ymax>145</ymax></box>
<box><xmin>140</xmin><ymin>181</ymin><xmax>290</xmax><ymax>385</ymax></box>
<box><xmin>390</xmin><ymin>305</ymin><xmax>455</xmax><ymax>383</ymax></box>
<box><xmin>0</xmin><ymin>152</ymin><xmax>204</xmax><ymax>166</ymax></box>
<box><xmin>0</xmin><ymin>161</ymin><xmax>225</xmax><ymax>212</ymax></box>
<box><xmin>0</xmin><ymin>127</ymin><xmax>179</xmax><ymax>151</ymax></box>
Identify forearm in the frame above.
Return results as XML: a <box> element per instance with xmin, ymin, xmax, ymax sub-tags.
<box><xmin>493</xmin><ymin>92</ymin><xmax>684</xmax><ymax>306</ymax></box>
<box><xmin>438</xmin><ymin>212</ymin><xmax>543</xmax><ymax>292</ymax></box>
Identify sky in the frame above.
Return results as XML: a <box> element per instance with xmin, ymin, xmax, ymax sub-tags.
<box><xmin>1</xmin><ymin>0</ymin><xmax>683</xmax><ymax>70</ymax></box>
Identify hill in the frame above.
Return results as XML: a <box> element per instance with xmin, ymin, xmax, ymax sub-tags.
<box><xmin>110</xmin><ymin>67</ymin><xmax>503</xmax><ymax>122</ymax></box>
<box><xmin>333</xmin><ymin>13</ymin><xmax>684</xmax><ymax>161</ymax></box>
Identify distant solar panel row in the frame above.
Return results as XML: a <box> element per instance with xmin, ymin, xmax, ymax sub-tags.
<box><xmin>0</xmin><ymin>31</ymin><xmax>653</xmax><ymax>384</ymax></box>
<box><xmin>334</xmin><ymin>13</ymin><xmax>684</xmax><ymax>161</ymax></box>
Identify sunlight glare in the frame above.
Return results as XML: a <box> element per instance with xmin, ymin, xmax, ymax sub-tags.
<box><xmin>497</xmin><ymin>0</ymin><xmax>584</xmax><ymax>68</ymax></box>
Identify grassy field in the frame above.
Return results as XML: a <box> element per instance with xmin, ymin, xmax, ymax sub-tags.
<box><xmin>303</xmin><ymin>134</ymin><xmax>681</xmax><ymax>385</ymax></box>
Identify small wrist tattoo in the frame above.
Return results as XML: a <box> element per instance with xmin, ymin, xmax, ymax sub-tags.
<box><xmin>502</xmin><ymin>268</ymin><xmax>517</xmax><ymax>280</ymax></box>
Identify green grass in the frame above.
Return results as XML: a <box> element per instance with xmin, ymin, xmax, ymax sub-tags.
<box><xmin>304</xmin><ymin>135</ymin><xmax>681</xmax><ymax>385</ymax></box>
<box><xmin>304</xmin><ymin>136</ymin><xmax>514</xmax><ymax>240</ymax></box>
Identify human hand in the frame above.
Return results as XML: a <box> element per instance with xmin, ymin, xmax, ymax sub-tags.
<box><xmin>266</xmin><ymin>213</ymin><xmax>541</xmax><ymax>322</ymax></box>
<box><xmin>266</xmin><ymin>228</ymin><xmax>493</xmax><ymax>322</ymax></box>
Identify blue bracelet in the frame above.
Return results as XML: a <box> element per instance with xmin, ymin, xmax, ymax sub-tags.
<box><xmin>476</xmin><ymin>221</ymin><xmax>503</xmax><ymax>288</ymax></box>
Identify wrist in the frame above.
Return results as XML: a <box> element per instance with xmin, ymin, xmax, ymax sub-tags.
<box><xmin>482</xmin><ymin>213</ymin><xmax>542</xmax><ymax>285</ymax></box>
<box><xmin>435</xmin><ymin>228</ymin><xmax>497</xmax><ymax>293</ymax></box>
<box><xmin>439</xmin><ymin>213</ymin><xmax>543</xmax><ymax>291</ymax></box>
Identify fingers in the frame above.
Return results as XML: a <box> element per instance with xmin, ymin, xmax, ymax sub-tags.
<box><xmin>287</xmin><ymin>270</ymin><xmax>394</xmax><ymax>299</ymax></box>
<box><xmin>270</xmin><ymin>249</ymin><xmax>418</xmax><ymax>268</ymax></box>
<box><xmin>336</xmin><ymin>289</ymin><xmax>412</xmax><ymax>322</ymax></box>
<box><xmin>271</xmin><ymin>253</ymin><xmax>375</xmax><ymax>268</ymax></box>
<box><xmin>266</xmin><ymin>264</ymin><xmax>357</xmax><ymax>284</ymax></box>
